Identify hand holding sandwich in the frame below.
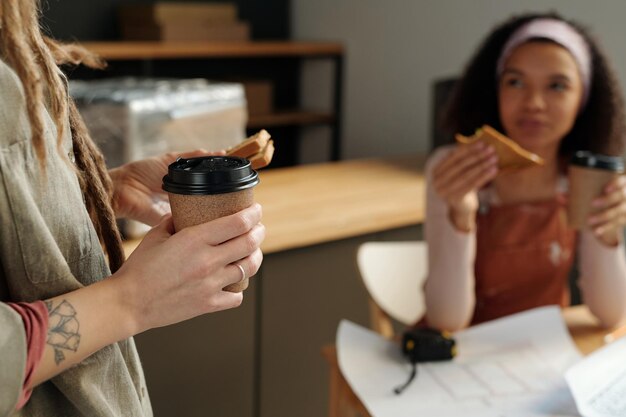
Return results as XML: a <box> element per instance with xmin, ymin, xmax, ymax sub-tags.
<box><xmin>110</xmin><ymin>130</ymin><xmax>275</xmax><ymax>228</ymax></box>
<box><xmin>110</xmin><ymin>149</ymin><xmax>226</xmax><ymax>227</ymax></box>
<box><xmin>432</xmin><ymin>125</ymin><xmax>545</xmax><ymax>232</ymax></box>
<box><xmin>432</xmin><ymin>141</ymin><xmax>499</xmax><ymax>232</ymax></box>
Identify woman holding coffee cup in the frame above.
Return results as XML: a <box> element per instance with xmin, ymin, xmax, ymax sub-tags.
<box><xmin>0</xmin><ymin>1</ymin><xmax>264</xmax><ymax>415</ymax></box>
<box><xmin>424</xmin><ymin>12</ymin><xmax>626</xmax><ymax>332</ymax></box>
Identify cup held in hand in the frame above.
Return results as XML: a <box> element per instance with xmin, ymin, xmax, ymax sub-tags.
<box><xmin>567</xmin><ymin>151</ymin><xmax>624</xmax><ymax>229</ymax></box>
<box><xmin>163</xmin><ymin>156</ymin><xmax>260</xmax><ymax>292</ymax></box>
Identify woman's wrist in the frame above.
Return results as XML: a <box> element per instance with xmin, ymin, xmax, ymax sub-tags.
<box><xmin>596</xmin><ymin>227</ymin><xmax>622</xmax><ymax>247</ymax></box>
<box><xmin>30</xmin><ymin>273</ymin><xmax>142</xmax><ymax>387</ymax></box>
<box><xmin>104</xmin><ymin>271</ymin><xmax>145</xmax><ymax>338</ymax></box>
<box><xmin>448</xmin><ymin>207</ymin><xmax>477</xmax><ymax>233</ymax></box>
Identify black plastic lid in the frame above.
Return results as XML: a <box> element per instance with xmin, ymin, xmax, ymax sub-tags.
<box><xmin>570</xmin><ymin>151</ymin><xmax>625</xmax><ymax>172</ymax></box>
<box><xmin>162</xmin><ymin>156</ymin><xmax>259</xmax><ymax>195</ymax></box>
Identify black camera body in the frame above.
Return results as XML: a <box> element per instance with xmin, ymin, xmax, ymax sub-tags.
<box><xmin>401</xmin><ymin>328</ymin><xmax>456</xmax><ymax>363</ymax></box>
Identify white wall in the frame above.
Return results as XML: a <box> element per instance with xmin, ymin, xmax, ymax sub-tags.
<box><xmin>292</xmin><ymin>0</ymin><xmax>626</xmax><ymax>162</ymax></box>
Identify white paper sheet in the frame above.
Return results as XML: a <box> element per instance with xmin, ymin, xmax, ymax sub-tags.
<box><xmin>565</xmin><ymin>336</ymin><xmax>626</xmax><ymax>417</ymax></box>
<box><xmin>337</xmin><ymin>306</ymin><xmax>582</xmax><ymax>417</ymax></box>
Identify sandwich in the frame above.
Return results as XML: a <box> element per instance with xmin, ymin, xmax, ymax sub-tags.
<box><xmin>248</xmin><ymin>139</ymin><xmax>275</xmax><ymax>170</ymax></box>
<box><xmin>455</xmin><ymin>125</ymin><xmax>544</xmax><ymax>170</ymax></box>
<box><xmin>226</xmin><ymin>129</ymin><xmax>275</xmax><ymax>169</ymax></box>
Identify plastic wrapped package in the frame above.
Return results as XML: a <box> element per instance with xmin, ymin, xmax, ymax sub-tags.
<box><xmin>70</xmin><ymin>77</ymin><xmax>248</xmax><ymax>237</ymax></box>
<box><xmin>70</xmin><ymin>77</ymin><xmax>247</xmax><ymax>168</ymax></box>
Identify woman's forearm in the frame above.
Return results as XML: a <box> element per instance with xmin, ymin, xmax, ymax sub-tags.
<box><xmin>29</xmin><ymin>274</ymin><xmax>137</xmax><ymax>388</ymax></box>
<box><xmin>578</xmin><ymin>230</ymin><xmax>626</xmax><ymax>328</ymax></box>
<box><xmin>29</xmin><ymin>205</ymin><xmax>264</xmax><ymax>388</ymax></box>
<box><xmin>423</xmin><ymin>148</ymin><xmax>477</xmax><ymax>331</ymax></box>
<box><xmin>424</xmin><ymin>211</ymin><xmax>477</xmax><ymax>331</ymax></box>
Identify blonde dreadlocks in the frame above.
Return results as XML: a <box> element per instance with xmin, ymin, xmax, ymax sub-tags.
<box><xmin>0</xmin><ymin>0</ymin><xmax>125</xmax><ymax>272</ymax></box>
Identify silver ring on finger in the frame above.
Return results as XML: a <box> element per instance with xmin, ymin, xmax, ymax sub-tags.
<box><xmin>234</xmin><ymin>263</ymin><xmax>246</xmax><ymax>282</ymax></box>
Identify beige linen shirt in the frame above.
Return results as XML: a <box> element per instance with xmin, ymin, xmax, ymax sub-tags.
<box><xmin>0</xmin><ymin>58</ymin><xmax>152</xmax><ymax>416</ymax></box>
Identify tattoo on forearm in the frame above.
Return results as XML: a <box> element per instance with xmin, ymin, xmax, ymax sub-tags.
<box><xmin>45</xmin><ymin>300</ymin><xmax>81</xmax><ymax>365</ymax></box>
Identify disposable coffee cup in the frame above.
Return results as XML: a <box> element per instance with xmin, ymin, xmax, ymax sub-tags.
<box><xmin>568</xmin><ymin>151</ymin><xmax>624</xmax><ymax>229</ymax></box>
<box><xmin>162</xmin><ymin>156</ymin><xmax>260</xmax><ymax>292</ymax></box>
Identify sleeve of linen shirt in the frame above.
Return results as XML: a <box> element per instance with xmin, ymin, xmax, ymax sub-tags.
<box><xmin>7</xmin><ymin>301</ymin><xmax>49</xmax><ymax>411</ymax></box>
<box><xmin>423</xmin><ymin>146</ymin><xmax>477</xmax><ymax>331</ymax></box>
<box><xmin>0</xmin><ymin>303</ymin><xmax>28</xmax><ymax>416</ymax></box>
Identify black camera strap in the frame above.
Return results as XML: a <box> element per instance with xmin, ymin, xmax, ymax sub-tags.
<box><xmin>393</xmin><ymin>362</ymin><xmax>418</xmax><ymax>395</ymax></box>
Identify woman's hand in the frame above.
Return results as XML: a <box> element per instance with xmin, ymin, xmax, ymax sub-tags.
<box><xmin>432</xmin><ymin>142</ymin><xmax>498</xmax><ymax>231</ymax></box>
<box><xmin>115</xmin><ymin>203</ymin><xmax>264</xmax><ymax>333</ymax></box>
<box><xmin>29</xmin><ymin>204</ymin><xmax>263</xmax><ymax>388</ymax></box>
<box><xmin>588</xmin><ymin>175</ymin><xmax>626</xmax><ymax>245</ymax></box>
<box><xmin>110</xmin><ymin>149</ymin><xmax>224</xmax><ymax>226</ymax></box>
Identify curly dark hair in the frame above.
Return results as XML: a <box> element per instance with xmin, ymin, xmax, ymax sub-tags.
<box><xmin>441</xmin><ymin>12</ymin><xmax>626</xmax><ymax>158</ymax></box>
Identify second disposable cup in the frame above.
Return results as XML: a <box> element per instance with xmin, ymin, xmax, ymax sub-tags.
<box><xmin>568</xmin><ymin>151</ymin><xmax>624</xmax><ymax>229</ymax></box>
<box><xmin>162</xmin><ymin>156</ymin><xmax>260</xmax><ymax>292</ymax></box>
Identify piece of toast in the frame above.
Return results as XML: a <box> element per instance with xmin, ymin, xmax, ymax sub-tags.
<box><xmin>249</xmin><ymin>140</ymin><xmax>275</xmax><ymax>170</ymax></box>
<box><xmin>226</xmin><ymin>129</ymin><xmax>274</xmax><ymax>169</ymax></box>
<box><xmin>455</xmin><ymin>125</ymin><xmax>544</xmax><ymax>170</ymax></box>
<box><xmin>227</xmin><ymin>129</ymin><xmax>271</xmax><ymax>158</ymax></box>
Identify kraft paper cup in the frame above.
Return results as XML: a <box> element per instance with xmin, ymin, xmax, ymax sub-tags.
<box><xmin>163</xmin><ymin>156</ymin><xmax>259</xmax><ymax>292</ymax></box>
<box><xmin>568</xmin><ymin>151</ymin><xmax>624</xmax><ymax>229</ymax></box>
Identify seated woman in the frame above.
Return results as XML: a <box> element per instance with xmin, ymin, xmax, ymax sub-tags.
<box><xmin>424</xmin><ymin>12</ymin><xmax>626</xmax><ymax>331</ymax></box>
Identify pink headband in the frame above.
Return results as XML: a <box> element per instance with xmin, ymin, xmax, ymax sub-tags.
<box><xmin>496</xmin><ymin>18</ymin><xmax>592</xmax><ymax>108</ymax></box>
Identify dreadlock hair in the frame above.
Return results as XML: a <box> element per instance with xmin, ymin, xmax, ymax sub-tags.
<box><xmin>441</xmin><ymin>11</ymin><xmax>626</xmax><ymax>158</ymax></box>
<box><xmin>0</xmin><ymin>0</ymin><xmax>125</xmax><ymax>273</ymax></box>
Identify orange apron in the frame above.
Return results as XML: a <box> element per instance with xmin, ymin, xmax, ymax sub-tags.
<box><xmin>471</xmin><ymin>199</ymin><xmax>577</xmax><ymax>324</ymax></box>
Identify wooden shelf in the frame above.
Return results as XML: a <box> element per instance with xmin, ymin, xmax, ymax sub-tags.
<box><xmin>81</xmin><ymin>41</ymin><xmax>344</xmax><ymax>60</ymax></box>
<box><xmin>79</xmin><ymin>40</ymin><xmax>345</xmax><ymax>162</ymax></box>
<box><xmin>247</xmin><ymin>110</ymin><xmax>334</xmax><ymax>129</ymax></box>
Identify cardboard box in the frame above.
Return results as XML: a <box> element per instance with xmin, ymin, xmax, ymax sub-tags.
<box><xmin>242</xmin><ymin>80</ymin><xmax>273</xmax><ymax>116</ymax></box>
<box><xmin>121</xmin><ymin>21</ymin><xmax>250</xmax><ymax>42</ymax></box>
<box><xmin>119</xmin><ymin>2</ymin><xmax>238</xmax><ymax>26</ymax></box>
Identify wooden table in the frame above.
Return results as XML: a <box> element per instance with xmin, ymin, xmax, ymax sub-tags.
<box><xmin>123</xmin><ymin>154</ymin><xmax>427</xmax><ymax>256</ymax></box>
<box><xmin>322</xmin><ymin>305</ymin><xmax>608</xmax><ymax>417</ymax></box>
